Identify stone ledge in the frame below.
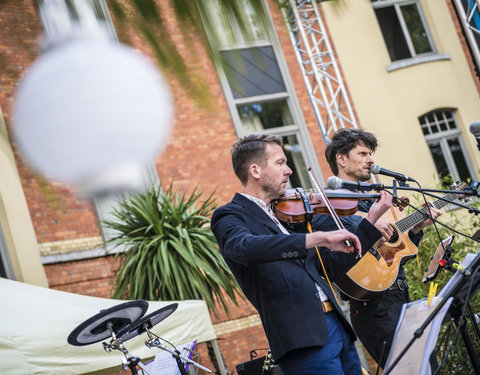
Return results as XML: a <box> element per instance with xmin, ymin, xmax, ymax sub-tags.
<box><xmin>213</xmin><ymin>314</ymin><xmax>262</xmax><ymax>336</ymax></box>
<box><xmin>39</xmin><ymin>236</ymin><xmax>104</xmax><ymax>256</ymax></box>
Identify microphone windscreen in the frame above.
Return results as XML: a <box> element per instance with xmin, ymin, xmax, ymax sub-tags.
<box><xmin>370</xmin><ymin>164</ymin><xmax>381</xmax><ymax>174</ymax></box>
<box><xmin>470</xmin><ymin>122</ymin><xmax>480</xmax><ymax>135</ymax></box>
<box><xmin>327</xmin><ymin>176</ymin><xmax>342</xmax><ymax>190</ymax></box>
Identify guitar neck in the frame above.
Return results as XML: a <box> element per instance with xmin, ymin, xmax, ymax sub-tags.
<box><xmin>396</xmin><ymin>192</ymin><xmax>457</xmax><ymax>233</ymax></box>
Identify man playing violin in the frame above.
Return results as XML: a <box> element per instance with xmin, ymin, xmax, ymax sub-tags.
<box><xmin>319</xmin><ymin>128</ymin><xmax>441</xmax><ymax>368</ymax></box>
<box><xmin>211</xmin><ymin>134</ymin><xmax>393</xmax><ymax>375</ymax></box>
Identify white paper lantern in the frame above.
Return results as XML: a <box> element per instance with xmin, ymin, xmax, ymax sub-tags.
<box><xmin>13</xmin><ymin>27</ymin><xmax>173</xmax><ymax>197</ymax></box>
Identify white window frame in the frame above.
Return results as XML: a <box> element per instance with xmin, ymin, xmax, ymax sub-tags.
<box><xmin>420</xmin><ymin>110</ymin><xmax>476</xmax><ymax>182</ymax></box>
<box><xmin>0</xmin><ymin>223</ymin><xmax>14</xmax><ymax>280</ymax></box>
<box><xmin>36</xmin><ymin>0</ymin><xmax>117</xmax><ymax>40</ymax></box>
<box><xmin>372</xmin><ymin>0</ymin><xmax>449</xmax><ymax>71</ymax></box>
<box><xmin>452</xmin><ymin>0</ymin><xmax>480</xmax><ymax>72</ymax></box>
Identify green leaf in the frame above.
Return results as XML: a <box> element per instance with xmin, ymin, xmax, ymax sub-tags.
<box><xmin>104</xmin><ymin>181</ymin><xmax>243</xmax><ymax>317</ymax></box>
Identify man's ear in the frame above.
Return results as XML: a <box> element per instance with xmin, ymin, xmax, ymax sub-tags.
<box><xmin>249</xmin><ymin>163</ymin><xmax>261</xmax><ymax>180</ymax></box>
<box><xmin>336</xmin><ymin>153</ymin><xmax>346</xmax><ymax>169</ymax></box>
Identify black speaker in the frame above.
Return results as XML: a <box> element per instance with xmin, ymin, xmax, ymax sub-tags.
<box><xmin>236</xmin><ymin>356</ymin><xmax>283</xmax><ymax>375</ymax></box>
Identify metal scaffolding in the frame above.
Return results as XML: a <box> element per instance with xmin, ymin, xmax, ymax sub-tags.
<box><xmin>281</xmin><ymin>0</ymin><xmax>359</xmax><ymax>143</ymax></box>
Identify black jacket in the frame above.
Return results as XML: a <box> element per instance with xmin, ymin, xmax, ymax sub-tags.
<box><xmin>211</xmin><ymin>193</ymin><xmax>382</xmax><ymax>361</ymax></box>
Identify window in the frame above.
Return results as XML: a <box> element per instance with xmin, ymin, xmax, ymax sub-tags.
<box><xmin>0</xmin><ymin>223</ymin><xmax>14</xmax><ymax>279</ymax></box>
<box><xmin>201</xmin><ymin>0</ymin><xmax>318</xmax><ymax>187</ymax></box>
<box><xmin>36</xmin><ymin>0</ymin><xmax>117</xmax><ymax>40</ymax></box>
<box><xmin>372</xmin><ymin>0</ymin><xmax>435</xmax><ymax>62</ymax></box>
<box><xmin>419</xmin><ymin>110</ymin><xmax>475</xmax><ymax>184</ymax></box>
<box><xmin>452</xmin><ymin>0</ymin><xmax>480</xmax><ymax>74</ymax></box>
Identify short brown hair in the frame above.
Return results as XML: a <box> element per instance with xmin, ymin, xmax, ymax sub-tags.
<box><xmin>231</xmin><ymin>134</ymin><xmax>283</xmax><ymax>185</ymax></box>
<box><xmin>325</xmin><ymin>128</ymin><xmax>378</xmax><ymax>175</ymax></box>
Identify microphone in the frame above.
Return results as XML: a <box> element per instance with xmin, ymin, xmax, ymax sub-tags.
<box><xmin>370</xmin><ymin>164</ymin><xmax>413</xmax><ymax>182</ymax></box>
<box><xmin>327</xmin><ymin>176</ymin><xmax>384</xmax><ymax>191</ymax></box>
<box><xmin>470</xmin><ymin>122</ymin><xmax>480</xmax><ymax>151</ymax></box>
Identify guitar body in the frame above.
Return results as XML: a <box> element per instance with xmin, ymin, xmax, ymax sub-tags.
<box><xmin>335</xmin><ymin>206</ymin><xmax>418</xmax><ymax>301</ymax></box>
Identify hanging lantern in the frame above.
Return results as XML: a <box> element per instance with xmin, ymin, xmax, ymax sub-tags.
<box><xmin>13</xmin><ymin>23</ymin><xmax>173</xmax><ymax>197</ymax></box>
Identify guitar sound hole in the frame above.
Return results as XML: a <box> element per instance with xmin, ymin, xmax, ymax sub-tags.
<box><xmin>388</xmin><ymin>228</ymin><xmax>399</xmax><ymax>244</ymax></box>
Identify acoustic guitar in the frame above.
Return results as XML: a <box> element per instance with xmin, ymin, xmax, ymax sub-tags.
<box><xmin>334</xmin><ymin>182</ymin><xmax>468</xmax><ymax>301</ymax></box>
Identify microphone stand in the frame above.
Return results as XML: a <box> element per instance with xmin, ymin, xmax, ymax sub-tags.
<box><xmin>143</xmin><ymin>328</ymin><xmax>211</xmax><ymax>374</ymax></box>
<box><xmin>380</xmin><ymin>183</ymin><xmax>480</xmax><ymax>374</ymax></box>
<box><xmin>374</xmin><ymin>184</ymin><xmax>480</xmax><ymax>217</ymax></box>
<box><xmin>102</xmin><ymin>322</ymin><xmax>152</xmax><ymax>375</ymax></box>
<box><xmin>383</xmin><ymin>251</ymin><xmax>480</xmax><ymax>375</ymax></box>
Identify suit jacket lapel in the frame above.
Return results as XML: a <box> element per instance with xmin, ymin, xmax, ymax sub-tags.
<box><xmin>232</xmin><ymin>193</ymin><xmax>284</xmax><ymax>234</ymax></box>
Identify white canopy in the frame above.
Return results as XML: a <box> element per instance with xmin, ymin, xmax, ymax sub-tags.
<box><xmin>0</xmin><ymin>278</ymin><xmax>216</xmax><ymax>374</ymax></box>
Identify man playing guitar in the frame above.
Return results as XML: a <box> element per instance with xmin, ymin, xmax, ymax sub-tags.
<box><xmin>314</xmin><ymin>128</ymin><xmax>441</xmax><ymax>368</ymax></box>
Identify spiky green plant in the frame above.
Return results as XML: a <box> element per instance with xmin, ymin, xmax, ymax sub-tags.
<box><xmin>103</xmin><ymin>183</ymin><xmax>242</xmax><ymax>316</ymax></box>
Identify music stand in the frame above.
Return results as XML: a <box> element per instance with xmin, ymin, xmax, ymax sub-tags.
<box><xmin>119</xmin><ymin>304</ymin><xmax>211</xmax><ymax>374</ymax></box>
<box><xmin>67</xmin><ymin>300</ymin><xmax>151</xmax><ymax>375</ymax></box>
<box><xmin>384</xmin><ymin>252</ymin><xmax>480</xmax><ymax>375</ymax></box>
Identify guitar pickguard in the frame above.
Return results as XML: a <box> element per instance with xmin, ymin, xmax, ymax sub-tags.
<box><xmin>335</xmin><ymin>208</ymin><xmax>417</xmax><ymax>300</ymax></box>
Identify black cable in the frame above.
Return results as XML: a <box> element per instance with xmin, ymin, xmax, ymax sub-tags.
<box><xmin>411</xmin><ymin>178</ymin><xmax>448</xmax><ymax>257</ymax></box>
<box><xmin>432</xmin><ymin>263</ymin><xmax>480</xmax><ymax>374</ymax></box>
<box><xmin>382</xmin><ymin>189</ymin><xmax>480</xmax><ymax>244</ymax></box>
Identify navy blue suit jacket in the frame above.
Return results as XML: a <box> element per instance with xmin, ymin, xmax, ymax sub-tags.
<box><xmin>211</xmin><ymin>193</ymin><xmax>382</xmax><ymax>361</ymax></box>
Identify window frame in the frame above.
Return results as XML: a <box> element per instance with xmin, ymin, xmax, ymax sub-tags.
<box><xmin>201</xmin><ymin>0</ymin><xmax>323</xmax><ymax>186</ymax></box>
<box><xmin>372</xmin><ymin>0</ymin><xmax>442</xmax><ymax>70</ymax></box>
<box><xmin>420</xmin><ymin>110</ymin><xmax>477</xmax><ymax>183</ymax></box>
<box><xmin>0</xmin><ymin>222</ymin><xmax>15</xmax><ymax>280</ymax></box>
<box><xmin>452</xmin><ymin>0</ymin><xmax>480</xmax><ymax>74</ymax></box>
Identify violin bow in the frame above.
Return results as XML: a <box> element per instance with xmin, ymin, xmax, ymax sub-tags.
<box><xmin>306</xmin><ymin>167</ymin><xmax>361</xmax><ymax>258</ymax></box>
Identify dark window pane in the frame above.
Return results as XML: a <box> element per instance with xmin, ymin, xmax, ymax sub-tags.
<box><xmin>0</xmin><ymin>226</ymin><xmax>10</xmax><ymax>279</ymax></box>
<box><xmin>448</xmin><ymin>138</ymin><xmax>471</xmax><ymax>182</ymax></box>
<box><xmin>401</xmin><ymin>4</ymin><xmax>432</xmax><ymax>54</ymax></box>
<box><xmin>439</xmin><ymin>122</ymin><xmax>447</xmax><ymax>131</ymax></box>
<box><xmin>447</xmin><ymin>119</ymin><xmax>457</xmax><ymax>129</ymax></box>
<box><xmin>221</xmin><ymin>47</ymin><xmax>286</xmax><ymax>98</ymax></box>
<box><xmin>428</xmin><ymin>141</ymin><xmax>449</xmax><ymax>180</ymax></box>
<box><xmin>237</xmin><ymin>100</ymin><xmax>293</xmax><ymax>131</ymax></box>
<box><xmin>431</xmin><ymin>124</ymin><xmax>439</xmax><ymax>134</ymax></box>
<box><xmin>282</xmin><ymin>135</ymin><xmax>311</xmax><ymax>189</ymax></box>
<box><xmin>421</xmin><ymin>126</ymin><xmax>429</xmax><ymax>136</ymax></box>
<box><xmin>375</xmin><ymin>6</ymin><xmax>411</xmax><ymax>61</ymax></box>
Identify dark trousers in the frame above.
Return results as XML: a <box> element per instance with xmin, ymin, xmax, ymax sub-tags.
<box><xmin>277</xmin><ymin>312</ymin><xmax>362</xmax><ymax>375</ymax></box>
<box><xmin>349</xmin><ymin>280</ymin><xmax>409</xmax><ymax>368</ymax></box>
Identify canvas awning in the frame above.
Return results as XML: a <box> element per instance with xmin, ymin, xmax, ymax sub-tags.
<box><xmin>0</xmin><ymin>277</ymin><xmax>216</xmax><ymax>374</ymax></box>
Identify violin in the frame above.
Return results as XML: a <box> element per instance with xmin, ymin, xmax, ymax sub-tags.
<box><xmin>272</xmin><ymin>187</ymin><xmax>380</xmax><ymax>224</ymax></box>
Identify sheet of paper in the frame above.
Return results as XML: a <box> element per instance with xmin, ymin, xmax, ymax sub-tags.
<box><xmin>144</xmin><ymin>341</ymin><xmax>197</xmax><ymax>375</ymax></box>
<box><xmin>384</xmin><ymin>297</ymin><xmax>453</xmax><ymax>375</ymax></box>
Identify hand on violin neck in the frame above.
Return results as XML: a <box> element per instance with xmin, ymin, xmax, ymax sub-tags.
<box><xmin>306</xmin><ymin>229</ymin><xmax>361</xmax><ymax>254</ymax></box>
<box><xmin>366</xmin><ymin>190</ymin><xmax>393</xmax><ymax>225</ymax></box>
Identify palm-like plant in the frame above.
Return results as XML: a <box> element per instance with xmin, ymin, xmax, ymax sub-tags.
<box><xmin>103</xmin><ymin>183</ymin><xmax>242</xmax><ymax>316</ymax></box>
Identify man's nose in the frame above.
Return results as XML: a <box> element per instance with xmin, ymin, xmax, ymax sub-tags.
<box><xmin>285</xmin><ymin>165</ymin><xmax>293</xmax><ymax>176</ymax></box>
